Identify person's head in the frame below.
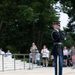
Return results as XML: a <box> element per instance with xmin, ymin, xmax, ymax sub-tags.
<box><xmin>0</xmin><ymin>48</ymin><xmax>2</xmax><ymax>51</ymax></box>
<box><xmin>32</xmin><ymin>42</ymin><xmax>35</xmax><ymax>46</ymax></box>
<box><xmin>71</xmin><ymin>46</ymin><xmax>75</xmax><ymax>50</ymax></box>
<box><xmin>64</xmin><ymin>46</ymin><xmax>67</xmax><ymax>50</ymax></box>
<box><xmin>7</xmin><ymin>50</ymin><xmax>10</xmax><ymax>52</ymax></box>
<box><xmin>53</xmin><ymin>22</ymin><xmax>60</xmax><ymax>30</ymax></box>
<box><xmin>43</xmin><ymin>45</ymin><xmax>47</xmax><ymax>49</ymax></box>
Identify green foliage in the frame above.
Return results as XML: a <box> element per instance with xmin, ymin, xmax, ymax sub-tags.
<box><xmin>58</xmin><ymin>0</ymin><xmax>75</xmax><ymax>48</ymax></box>
<box><xmin>6</xmin><ymin>45</ymin><xmax>17</xmax><ymax>53</ymax></box>
<box><xmin>0</xmin><ymin>0</ymin><xmax>59</xmax><ymax>53</ymax></box>
<box><xmin>63</xmin><ymin>34</ymin><xmax>75</xmax><ymax>48</ymax></box>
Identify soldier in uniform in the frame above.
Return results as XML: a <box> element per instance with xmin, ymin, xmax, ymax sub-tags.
<box><xmin>51</xmin><ymin>22</ymin><xmax>65</xmax><ymax>75</ymax></box>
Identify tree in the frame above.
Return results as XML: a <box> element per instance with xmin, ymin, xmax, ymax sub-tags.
<box><xmin>0</xmin><ymin>0</ymin><xmax>59</xmax><ymax>53</ymax></box>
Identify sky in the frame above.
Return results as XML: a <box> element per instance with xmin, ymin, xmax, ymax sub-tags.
<box><xmin>54</xmin><ymin>1</ymin><xmax>69</xmax><ymax>30</ymax></box>
<box><xmin>59</xmin><ymin>12</ymin><xmax>69</xmax><ymax>30</ymax></box>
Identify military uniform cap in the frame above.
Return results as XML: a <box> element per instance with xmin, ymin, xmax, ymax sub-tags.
<box><xmin>53</xmin><ymin>21</ymin><xmax>60</xmax><ymax>26</ymax></box>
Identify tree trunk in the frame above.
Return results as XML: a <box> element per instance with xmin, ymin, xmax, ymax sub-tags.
<box><xmin>37</xmin><ymin>31</ymin><xmax>43</xmax><ymax>51</ymax></box>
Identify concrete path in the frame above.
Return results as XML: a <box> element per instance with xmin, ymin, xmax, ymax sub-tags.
<box><xmin>0</xmin><ymin>67</ymin><xmax>75</xmax><ymax>75</ymax></box>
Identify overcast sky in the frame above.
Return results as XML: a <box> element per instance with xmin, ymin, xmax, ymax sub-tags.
<box><xmin>54</xmin><ymin>1</ymin><xmax>69</xmax><ymax>30</ymax></box>
<box><xmin>59</xmin><ymin>12</ymin><xmax>69</xmax><ymax>30</ymax></box>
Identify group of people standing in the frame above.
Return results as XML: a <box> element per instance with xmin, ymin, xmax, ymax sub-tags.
<box><xmin>29</xmin><ymin>21</ymin><xmax>75</xmax><ymax>75</ymax></box>
<box><xmin>29</xmin><ymin>42</ymin><xmax>75</xmax><ymax>68</ymax></box>
<box><xmin>29</xmin><ymin>42</ymin><xmax>50</xmax><ymax>67</ymax></box>
<box><xmin>0</xmin><ymin>48</ymin><xmax>12</xmax><ymax>58</ymax></box>
<box><xmin>63</xmin><ymin>46</ymin><xmax>75</xmax><ymax>68</ymax></box>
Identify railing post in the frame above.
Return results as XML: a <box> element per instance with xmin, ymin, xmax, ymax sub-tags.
<box><xmin>2</xmin><ymin>54</ymin><xmax>4</xmax><ymax>72</ymax></box>
<box><xmin>28</xmin><ymin>54</ymin><xmax>31</xmax><ymax>69</ymax></box>
<box><xmin>24</xmin><ymin>55</ymin><xmax>25</xmax><ymax>69</ymax></box>
<box><xmin>32</xmin><ymin>52</ymin><xmax>34</xmax><ymax>69</ymax></box>
<box><xmin>1</xmin><ymin>54</ymin><xmax>35</xmax><ymax>71</ymax></box>
<box><xmin>14</xmin><ymin>55</ymin><xmax>16</xmax><ymax>70</ymax></box>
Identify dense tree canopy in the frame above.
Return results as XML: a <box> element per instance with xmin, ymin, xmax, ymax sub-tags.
<box><xmin>0</xmin><ymin>0</ymin><xmax>59</xmax><ymax>53</ymax></box>
<box><xmin>1</xmin><ymin>0</ymin><xmax>74</xmax><ymax>53</ymax></box>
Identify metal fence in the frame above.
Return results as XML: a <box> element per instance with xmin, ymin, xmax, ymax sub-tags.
<box><xmin>0</xmin><ymin>54</ymin><xmax>35</xmax><ymax>72</ymax></box>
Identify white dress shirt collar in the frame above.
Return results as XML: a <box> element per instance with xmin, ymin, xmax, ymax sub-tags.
<box><xmin>54</xmin><ymin>29</ymin><xmax>59</xmax><ymax>32</ymax></box>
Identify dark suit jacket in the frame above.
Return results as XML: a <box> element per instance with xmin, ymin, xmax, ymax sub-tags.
<box><xmin>51</xmin><ymin>29</ymin><xmax>65</xmax><ymax>56</ymax></box>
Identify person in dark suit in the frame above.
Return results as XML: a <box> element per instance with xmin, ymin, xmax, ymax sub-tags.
<box><xmin>51</xmin><ymin>22</ymin><xmax>65</xmax><ymax>75</ymax></box>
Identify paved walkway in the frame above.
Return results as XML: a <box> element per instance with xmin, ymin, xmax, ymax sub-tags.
<box><xmin>0</xmin><ymin>67</ymin><xmax>75</xmax><ymax>75</ymax></box>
